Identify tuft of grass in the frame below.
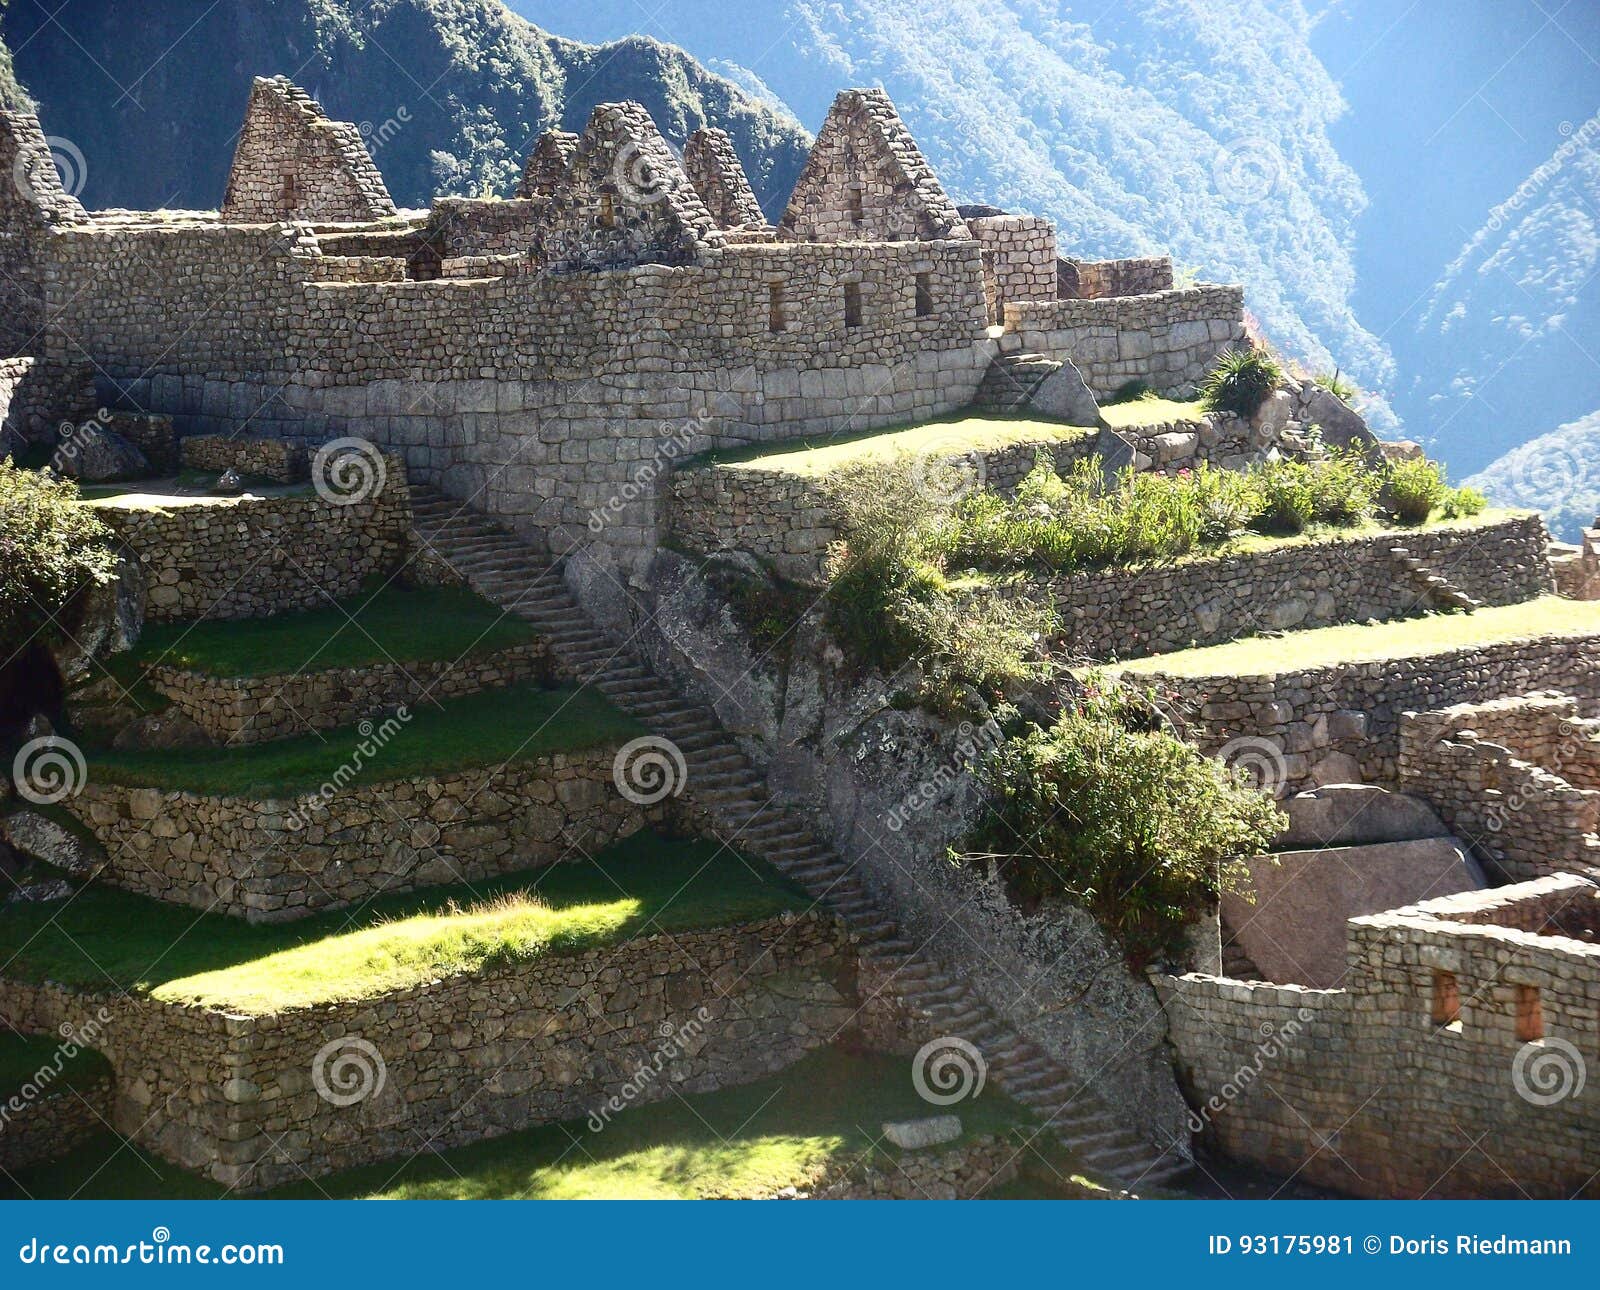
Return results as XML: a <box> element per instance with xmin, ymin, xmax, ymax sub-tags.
<box><xmin>81</xmin><ymin>683</ymin><xmax>640</xmax><ymax>797</ymax></box>
<box><xmin>123</xmin><ymin>585</ymin><xmax>538</xmax><ymax>678</ymax></box>
<box><xmin>0</xmin><ymin>1046</ymin><xmax>1055</xmax><ymax>1200</ymax></box>
<box><xmin>1198</xmin><ymin>348</ymin><xmax>1284</xmax><ymax>418</ymax></box>
<box><xmin>0</xmin><ymin>833</ymin><xmax>808</xmax><ymax>1013</ymax></box>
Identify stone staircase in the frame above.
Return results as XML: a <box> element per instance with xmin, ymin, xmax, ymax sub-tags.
<box><xmin>408</xmin><ymin>484</ymin><xmax>1192</xmax><ymax>1193</ymax></box>
<box><xmin>1389</xmin><ymin>545</ymin><xmax>1481</xmax><ymax>613</ymax></box>
<box><xmin>971</xmin><ymin>353</ymin><xmax>1062</xmax><ymax>413</ymax></box>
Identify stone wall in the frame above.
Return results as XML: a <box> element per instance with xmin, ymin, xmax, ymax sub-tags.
<box><xmin>179</xmin><ymin>433</ymin><xmax>307</xmax><ymax>482</ymax></box>
<box><xmin>221</xmin><ymin>76</ymin><xmax>396</xmax><ymax>224</ymax></box>
<box><xmin>1005</xmin><ymin>285</ymin><xmax>1246</xmax><ymax>399</ymax></box>
<box><xmin>47</xmin><ymin>221</ymin><xmax>989</xmax><ymax>572</ymax></box>
<box><xmin>516</xmin><ymin>130</ymin><xmax>577</xmax><ymax>200</ymax></box>
<box><xmin>966</xmin><ymin>216</ymin><xmax>1057</xmax><ymax>322</ymax></box>
<box><xmin>0</xmin><ymin>1074</ymin><xmax>111</xmax><ymax>1172</ymax></box>
<box><xmin>1136</xmin><ymin>631</ymin><xmax>1600</xmax><ymax>796</ymax></box>
<box><xmin>1398</xmin><ymin>695</ymin><xmax>1600</xmax><ymax>881</ymax></box>
<box><xmin>779</xmin><ymin>89</ymin><xmax>967</xmax><ymax>244</ymax></box>
<box><xmin>0</xmin><ymin>355</ymin><xmax>94</xmax><ymax>445</ymax></box>
<box><xmin>427</xmin><ymin>197</ymin><xmax>546</xmax><ymax>259</ymax></box>
<box><xmin>0</xmin><ymin>110</ymin><xmax>88</xmax><ymax>356</ymax></box>
<box><xmin>668</xmin><ymin>427</ymin><xmax>1098</xmax><ymax>583</ymax></box>
<box><xmin>87</xmin><ymin>461</ymin><xmax>410</xmax><ymax>621</ymax></box>
<box><xmin>143</xmin><ymin>642</ymin><xmax>556</xmax><ymax>745</ymax></box>
<box><xmin>1157</xmin><ymin>876</ymin><xmax>1600</xmax><ymax>1197</ymax></box>
<box><xmin>1050</xmin><ymin>514</ymin><xmax>1551</xmax><ymax>661</ymax></box>
<box><xmin>67</xmin><ymin>745</ymin><xmax>646</xmax><ymax>920</ymax></box>
<box><xmin>683</xmin><ymin>128</ymin><xmax>766</xmax><ymax>230</ymax></box>
<box><xmin>1059</xmin><ymin>256</ymin><xmax>1174</xmax><ymax>301</ymax></box>
<box><xmin>0</xmin><ymin>912</ymin><xmax>856</xmax><ymax>1189</ymax></box>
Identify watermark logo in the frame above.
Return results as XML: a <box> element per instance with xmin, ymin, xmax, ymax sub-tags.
<box><xmin>1212</xmin><ymin>136</ymin><xmax>1284</xmax><ymax>206</ymax></box>
<box><xmin>312</xmin><ymin>1036</ymin><xmax>387</xmax><ymax>1107</ymax></box>
<box><xmin>911</xmin><ymin>1036</ymin><xmax>987</xmax><ymax>1106</ymax></box>
<box><xmin>48</xmin><ymin>408</ymin><xmax>114</xmax><ymax>474</ymax></box>
<box><xmin>1217</xmin><ymin>735</ymin><xmax>1288</xmax><ymax>797</ymax></box>
<box><xmin>1512</xmin><ymin>1037</ymin><xmax>1585</xmax><ymax>1107</ymax></box>
<box><xmin>311</xmin><ymin>437</ymin><xmax>387</xmax><ymax>505</ymax></box>
<box><xmin>587</xmin><ymin>417</ymin><xmax>701</xmax><ymax>533</ymax></box>
<box><xmin>13</xmin><ymin>134</ymin><xmax>86</xmax><ymax>204</ymax></box>
<box><xmin>884</xmin><ymin>720</ymin><xmax>1001</xmax><ymax>833</ymax></box>
<box><xmin>610</xmin><ymin>140</ymin><xmax>677</xmax><ymax>206</ymax></box>
<box><xmin>612</xmin><ymin>735</ymin><xmax>687</xmax><ymax>805</ymax></box>
<box><xmin>1506</xmin><ymin>441</ymin><xmax>1590</xmax><ymax>512</ymax></box>
<box><xmin>909</xmin><ymin>438</ymin><xmax>987</xmax><ymax>508</ymax></box>
<box><xmin>586</xmin><ymin>1006</ymin><xmax>713</xmax><ymax>1132</ymax></box>
<box><xmin>1186</xmin><ymin>1008</ymin><xmax>1314</xmax><ymax>1133</ymax></box>
<box><xmin>359</xmin><ymin>105</ymin><xmax>411</xmax><ymax>157</ymax></box>
<box><xmin>12</xmin><ymin>735</ymin><xmax>87</xmax><ymax>804</ymax></box>
<box><xmin>0</xmin><ymin>1007</ymin><xmax>115</xmax><ymax>1133</ymax></box>
<box><xmin>285</xmin><ymin>709</ymin><xmax>412</xmax><ymax>831</ymax></box>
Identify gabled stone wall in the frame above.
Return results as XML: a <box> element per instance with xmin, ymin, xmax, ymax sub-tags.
<box><xmin>683</xmin><ymin>127</ymin><xmax>766</xmax><ymax>229</ymax></box>
<box><xmin>967</xmin><ymin>215</ymin><xmax>1056</xmax><ymax>321</ymax></box>
<box><xmin>221</xmin><ymin>77</ymin><xmax>396</xmax><ymax>224</ymax></box>
<box><xmin>0</xmin><ymin>110</ymin><xmax>87</xmax><ymax>355</ymax></box>
<box><xmin>779</xmin><ymin>89</ymin><xmax>967</xmax><ymax>244</ymax></box>
<box><xmin>516</xmin><ymin>130</ymin><xmax>578</xmax><ymax>200</ymax></box>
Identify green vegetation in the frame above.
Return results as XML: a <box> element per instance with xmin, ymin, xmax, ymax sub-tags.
<box><xmin>942</xmin><ymin>452</ymin><xmax>1485</xmax><ymax>576</ymax></box>
<box><xmin>2</xmin><ymin>0</ymin><xmax>809</xmax><ymax>215</ymax></box>
<box><xmin>1313</xmin><ymin>369</ymin><xmax>1358</xmax><ymax>404</ymax></box>
<box><xmin>0</xmin><ymin>833</ymin><xmax>806</xmax><ymax>1013</ymax></box>
<box><xmin>0</xmin><ymin>461</ymin><xmax>117</xmax><ymax>648</ymax></box>
<box><xmin>0</xmin><ymin>1033</ymin><xmax>111</xmax><ymax>1102</ymax></box>
<box><xmin>1198</xmin><ymin>347</ymin><xmax>1284</xmax><ymax>418</ymax></box>
<box><xmin>83</xmin><ymin>683</ymin><xmax>640</xmax><ymax>797</ymax></box>
<box><xmin>124</xmin><ymin>585</ymin><xmax>537</xmax><ymax>677</ymax></box>
<box><xmin>823</xmin><ymin>456</ymin><xmax>1055</xmax><ymax>705</ymax></box>
<box><xmin>969</xmin><ymin>678</ymin><xmax>1284</xmax><ymax>966</ymax></box>
<box><xmin>1117</xmin><ymin>596</ymin><xmax>1600</xmax><ymax>677</ymax></box>
<box><xmin>692</xmin><ymin>413</ymin><xmax>1096</xmax><ymax>476</ymax></box>
<box><xmin>1386</xmin><ymin>456</ymin><xmax>1486</xmax><ymax>524</ymax></box>
<box><xmin>0</xmin><ymin>1047</ymin><xmax>1055</xmax><ymax>1200</ymax></box>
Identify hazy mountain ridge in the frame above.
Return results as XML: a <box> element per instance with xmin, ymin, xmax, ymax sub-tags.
<box><xmin>0</xmin><ymin>0</ymin><xmax>810</xmax><ymax>214</ymax></box>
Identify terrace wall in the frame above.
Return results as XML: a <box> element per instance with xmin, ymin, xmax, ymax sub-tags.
<box><xmin>143</xmin><ymin>642</ymin><xmax>557</xmax><ymax>745</ymax></box>
<box><xmin>1004</xmin><ymin>285</ymin><xmax>1246</xmax><ymax>399</ymax></box>
<box><xmin>66</xmin><ymin>746</ymin><xmax>648</xmax><ymax>921</ymax></box>
<box><xmin>87</xmin><ymin>460</ymin><xmax>410</xmax><ymax>621</ymax></box>
<box><xmin>1135</xmin><ymin>632</ymin><xmax>1600</xmax><ymax>796</ymax></box>
<box><xmin>1050</xmin><ymin>513</ymin><xmax>1550</xmax><ymax>661</ymax></box>
<box><xmin>43</xmin><ymin>224</ymin><xmax>989</xmax><ymax>571</ymax></box>
<box><xmin>0</xmin><ymin>912</ymin><xmax>856</xmax><ymax>1189</ymax></box>
<box><xmin>1156</xmin><ymin>877</ymin><xmax>1600</xmax><ymax>1197</ymax></box>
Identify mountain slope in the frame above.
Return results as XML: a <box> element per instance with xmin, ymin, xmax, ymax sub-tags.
<box><xmin>1468</xmin><ymin>409</ymin><xmax>1600</xmax><ymax>543</ymax></box>
<box><xmin>1402</xmin><ymin>134</ymin><xmax>1600</xmax><ymax>477</ymax></box>
<box><xmin>0</xmin><ymin>0</ymin><xmax>809</xmax><ymax>214</ymax></box>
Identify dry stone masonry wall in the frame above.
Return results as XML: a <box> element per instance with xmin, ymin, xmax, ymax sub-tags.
<box><xmin>683</xmin><ymin>128</ymin><xmax>767</xmax><ymax>230</ymax></box>
<box><xmin>1059</xmin><ymin>256</ymin><xmax>1174</xmax><ymax>301</ymax></box>
<box><xmin>0</xmin><ymin>913</ymin><xmax>855</xmax><ymax>1189</ymax></box>
<box><xmin>1157</xmin><ymin>877</ymin><xmax>1600</xmax><ymax>1197</ymax></box>
<box><xmin>67</xmin><ymin>748</ymin><xmax>648</xmax><ymax>921</ymax></box>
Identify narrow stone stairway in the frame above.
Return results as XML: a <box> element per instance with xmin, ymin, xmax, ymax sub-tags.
<box><xmin>408</xmin><ymin>484</ymin><xmax>1193</xmax><ymax>1193</ymax></box>
<box><xmin>971</xmin><ymin>353</ymin><xmax>1061</xmax><ymax>413</ymax></box>
<box><xmin>1389</xmin><ymin>546</ymin><xmax>1481</xmax><ymax>613</ymax></box>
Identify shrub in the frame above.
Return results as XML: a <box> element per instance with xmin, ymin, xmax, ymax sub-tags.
<box><xmin>968</xmin><ymin>678</ymin><xmax>1284</xmax><ymax>967</ymax></box>
<box><xmin>1386</xmin><ymin>457</ymin><xmax>1446</xmax><ymax>524</ymax></box>
<box><xmin>823</xmin><ymin>457</ymin><xmax>1053</xmax><ymax>696</ymax></box>
<box><xmin>1439</xmin><ymin>483</ymin><xmax>1488</xmax><ymax>520</ymax></box>
<box><xmin>0</xmin><ymin>463</ymin><xmax>117</xmax><ymax>651</ymax></box>
<box><xmin>1197</xmin><ymin>347</ymin><xmax>1284</xmax><ymax>418</ymax></box>
<box><xmin>1252</xmin><ymin>458</ymin><xmax>1316</xmax><ymax>534</ymax></box>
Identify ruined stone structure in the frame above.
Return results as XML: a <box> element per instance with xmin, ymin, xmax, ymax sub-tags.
<box><xmin>11</xmin><ymin>70</ymin><xmax>1598</xmax><ymax>1202</ymax></box>
<box><xmin>221</xmin><ymin>76</ymin><xmax>397</xmax><ymax>224</ymax></box>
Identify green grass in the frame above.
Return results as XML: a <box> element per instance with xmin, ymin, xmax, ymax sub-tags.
<box><xmin>0</xmin><ymin>833</ymin><xmax>807</xmax><ymax>1014</ymax></box>
<box><xmin>81</xmin><ymin>682</ymin><xmax>640</xmax><ymax>797</ymax></box>
<box><xmin>0</xmin><ymin>1047</ymin><xmax>1054</xmax><ymax>1200</ymax></box>
<box><xmin>690</xmin><ymin>413</ymin><xmax>1097</xmax><ymax>476</ymax></box>
<box><xmin>0</xmin><ymin>1033</ymin><xmax>112</xmax><ymax>1102</ymax></box>
<box><xmin>1117</xmin><ymin>596</ymin><xmax>1600</xmax><ymax>677</ymax></box>
<box><xmin>1100</xmin><ymin>397</ymin><xmax>1208</xmax><ymax>429</ymax></box>
<box><xmin>122</xmin><ymin>585</ymin><xmax>538</xmax><ymax>677</ymax></box>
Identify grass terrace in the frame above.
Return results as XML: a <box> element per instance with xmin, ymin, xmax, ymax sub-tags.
<box><xmin>81</xmin><ymin>682</ymin><xmax>640</xmax><ymax>797</ymax></box>
<box><xmin>1100</xmin><ymin>396</ymin><xmax>1207</xmax><ymax>429</ymax></box>
<box><xmin>0</xmin><ymin>1047</ymin><xmax>1062</xmax><ymax>1200</ymax></box>
<box><xmin>1116</xmin><ymin>596</ymin><xmax>1600</xmax><ymax>678</ymax></box>
<box><xmin>118</xmin><ymin>584</ymin><xmax>538</xmax><ymax>677</ymax></box>
<box><xmin>78</xmin><ymin>474</ymin><xmax>315</xmax><ymax>505</ymax></box>
<box><xmin>0</xmin><ymin>834</ymin><xmax>807</xmax><ymax>1014</ymax></box>
<box><xmin>689</xmin><ymin>413</ymin><xmax>1097</xmax><ymax>476</ymax></box>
